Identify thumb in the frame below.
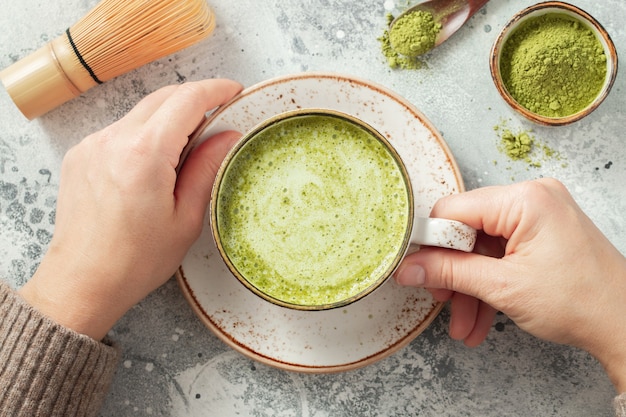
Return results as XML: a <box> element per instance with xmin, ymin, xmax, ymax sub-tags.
<box><xmin>395</xmin><ymin>247</ymin><xmax>507</xmax><ymax>305</ymax></box>
<box><xmin>175</xmin><ymin>130</ymin><xmax>242</xmax><ymax>229</ymax></box>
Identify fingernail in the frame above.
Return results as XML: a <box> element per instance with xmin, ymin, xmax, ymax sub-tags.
<box><xmin>397</xmin><ymin>264</ymin><xmax>426</xmax><ymax>287</ymax></box>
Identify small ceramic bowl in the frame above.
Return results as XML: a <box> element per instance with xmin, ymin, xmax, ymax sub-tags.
<box><xmin>490</xmin><ymin>1</ymin><xmax>618</xmax><ymax>126</ymax></box>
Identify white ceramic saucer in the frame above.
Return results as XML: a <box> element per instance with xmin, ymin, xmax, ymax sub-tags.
<box><xmin>176</xmin><ymin>72</ymin><xmax>465</xmax><ymax>373</ymax></box>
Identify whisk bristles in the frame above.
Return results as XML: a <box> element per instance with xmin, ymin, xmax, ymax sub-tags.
<box><xmin>0</xmin><ymin>0</ymin><xmax>216</xmax><ymax>119</ymax></box>
<box><xmin>70</xmin><ymin>0</ymin><xmax>215</xmax><ymax>83</ymax></box>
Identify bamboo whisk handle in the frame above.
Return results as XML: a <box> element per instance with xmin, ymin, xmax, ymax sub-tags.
<box><xmin>0</xmin><ymin>35</ymin><xmax>98</xmax><ymax>120</ymax></box>
<box><xmin>1</xmin><ymin>0</ymin><xmax>216</xmax><ymax>120</ymax></box>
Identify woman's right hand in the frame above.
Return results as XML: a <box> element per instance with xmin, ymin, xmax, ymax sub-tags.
<box><xmin>395</xmin><ymin>178</ymin><xmax>626</xmax><ymax>392</ymax></box>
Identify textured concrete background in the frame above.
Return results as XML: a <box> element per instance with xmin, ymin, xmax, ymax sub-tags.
<box><xmin>1</xmin><ymin>0</ymin><xmax>624</xmax><ymax>415</ymax></box>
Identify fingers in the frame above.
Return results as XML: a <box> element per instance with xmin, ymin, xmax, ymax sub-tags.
<box><xmin>395</xmin><ymin>179</ymin><xmax>566</xmax><ymax>299</ymax></box>
<box><xmin>396</xmin><ymin>247</ymin><xmax>508</xmax><ymax>303</ymax></box>
<box><xmin>434</xmin><ymin>186</ymin><xmax>518</xmax><ymax>238</ymax></box>
<box><xmin>428</xmin><ymin>288</ymin><xmax>454</xmax><ymax>302</ymax></box>
<box><xmin>144</xmin><ymin>79</ymin><xmax>242</xmax><ymax>162</ymax></box>
<box><xmin>400</xmin><ymin>262</ymin><xmax>498</xmax><ymax>347</ymax></box>
<box><xmin>149</xmin><ymin>79</ymin><xmax>242</xmax><ymax>137</ymax></box>
<box><xmin>429</xmin><ymin>178</ymin><xmax>566</xmax><ymax>240</ymax></box>
<box><xmin>174</xmin><ymin>130</ymin><xmax>242</xmax><ymax>234</ymax></box>
<box><xmin>123</xmin><ymin>85</ymin><xmax>180</xmax><ymax>123</ymax></box>
<box><xmin>451</xmin><ymin>297</ymin><xmax>498</xmax><ymax>347</ymax></box>
<box><xmin>116</xmin><ymin>79</ymin><xmax>242</xmax><ymax>169</ymax></box>
<box><xmin>449</xmin><ymin>292</ymin><xmax>479</xmax><ymax>341</ymax></box>
<box><xmin>465</xmin><ymin>302</ymin><xmax>498</xmax><ymax>347</ymax></box>
<box><xmin>394</xmin><ymin>179</ymin><xmax>572</xmax><ymax>348</ymax></box>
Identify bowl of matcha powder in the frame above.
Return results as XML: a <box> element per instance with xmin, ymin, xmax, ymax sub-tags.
<box><xmin>490</xmin><ymin>1</ymin><xmax>618</xmax><ymax>126</ymax></box>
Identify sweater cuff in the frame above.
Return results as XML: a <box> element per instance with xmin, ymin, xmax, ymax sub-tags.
<box><xmin>0</xmin><ymin>281</ymin><xmax>121</xmax><ymax>417</ymax></box>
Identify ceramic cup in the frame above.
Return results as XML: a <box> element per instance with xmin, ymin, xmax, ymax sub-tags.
<box><xmin>490</xmin><ymin>1</ymin><xmax>618</xmax><ymax>126</ymax></box>
<box><xmin>210</xmin><ymin>109</ymin><xmax>476</xmax><ymax>311</ymax></box>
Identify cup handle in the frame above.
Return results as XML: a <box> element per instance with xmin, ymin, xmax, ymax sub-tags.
<box><xmin>410</xmin><ymin>217</ymin><xmax>477</xmax><ymax>252</ymax></box>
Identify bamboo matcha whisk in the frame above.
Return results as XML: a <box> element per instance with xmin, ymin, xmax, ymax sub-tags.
<box><xmin>0</xmin><ymin>0</ymin><xmax>216</xmax><ymax>120</ymax></box>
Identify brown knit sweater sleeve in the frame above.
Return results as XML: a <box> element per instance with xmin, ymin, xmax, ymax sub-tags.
<box><xmin>0</xmin><ymin>281</ymin><xmax>120</xmax><ymax>417</ymax></box>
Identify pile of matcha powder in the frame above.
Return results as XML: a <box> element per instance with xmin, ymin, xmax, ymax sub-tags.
<box><xmin>500</xmin><ymin>13</ymin><xmax>607</xmax><ymax>118</ymax></box>
<box><xmin>378</xmin><ymin>10</ymin><xmax>441</xmax><ymax>69</ymax></box>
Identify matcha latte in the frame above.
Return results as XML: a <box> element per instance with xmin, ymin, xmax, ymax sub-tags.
<box><xmin>213</xmin><ymin>112</ymin><xmax>412</xmax><ymax>309</ymax></box>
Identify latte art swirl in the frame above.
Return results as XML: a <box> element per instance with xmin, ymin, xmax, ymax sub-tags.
<box><xmin>215</xmin><ymin>114</ymin><xmax>411</xmax><ymax>307</ymax></box>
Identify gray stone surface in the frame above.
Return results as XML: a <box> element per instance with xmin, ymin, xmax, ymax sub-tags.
<box><xmin>1</xmin><ymin>0</ymin><xmax>624</xmax><ymax>415</ymax></box>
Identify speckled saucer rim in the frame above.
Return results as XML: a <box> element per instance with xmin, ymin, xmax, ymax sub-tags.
<box><xmin>176</xmin><ymin>72</ymin><xmax>464</xmax><ymax>373</ymax></box>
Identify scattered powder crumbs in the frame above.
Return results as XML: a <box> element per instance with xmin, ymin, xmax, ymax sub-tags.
<box><xmin>498</xmin><ymin>129</ymin><xmax>537</xmax><ymax>166</ymax></box>
<box><xmin>493</xmin><ymin>119</ymin><xmax>566</xmax><ymax>170</ymax></box>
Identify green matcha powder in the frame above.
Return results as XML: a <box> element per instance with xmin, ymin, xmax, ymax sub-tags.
<box><xmin>500</xmin><ymin>13</ymin><xmax>607</xmax><ymax>118</ymax></box>
<box><xmin>379</xmin><ymin>10</ymin><xmax>441</xmax><ymax>69</ymax></box>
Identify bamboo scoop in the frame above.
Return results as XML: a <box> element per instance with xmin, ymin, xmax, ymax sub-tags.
<box><xmin>0</xmin><ymin>0</ymin><xmax>216</xmax><ymax>120</ymax></box>
<box><xmin>390</xmin><ymin>0</ymin><xmax>490</xmax><ymax>56</ymax></box>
